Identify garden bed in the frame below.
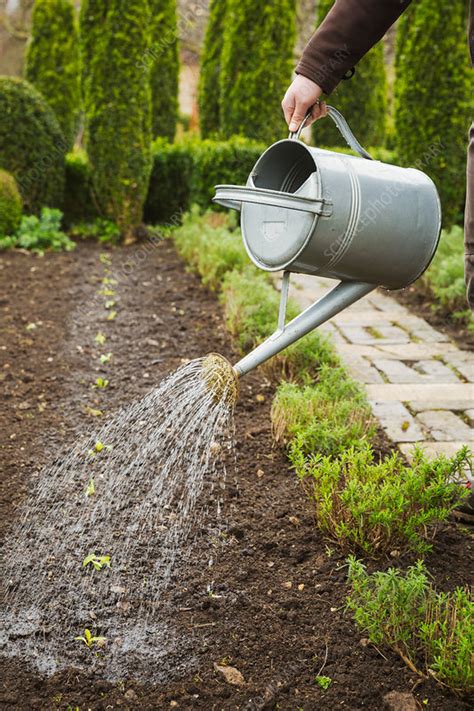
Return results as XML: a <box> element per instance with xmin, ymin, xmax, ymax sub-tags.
<box><xmin>0</xmin><ymin>239</ymin><xmax>472</xmax><ymax>710</ymax></box>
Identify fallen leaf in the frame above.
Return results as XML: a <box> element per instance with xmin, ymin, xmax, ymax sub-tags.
<box><xmin>213</xmin><ymin>663</ymin><xmax>245</xmax><ymax>686</ymax></box>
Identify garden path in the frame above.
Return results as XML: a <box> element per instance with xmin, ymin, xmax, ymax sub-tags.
<box><xmin>288</xmin><ymin>275</ymin><xmax>474</xmax><ymax>462</ymax></box>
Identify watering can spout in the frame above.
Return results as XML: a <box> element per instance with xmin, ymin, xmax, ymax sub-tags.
<box><xmin>233</xmin><ymin>277</ymin><xmax>375</xmax><ymax>377</ymax></box>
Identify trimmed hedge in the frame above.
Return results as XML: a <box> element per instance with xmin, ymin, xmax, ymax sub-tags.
<box><xmin>198</xmin><ymin>0</ymin><xmax>227</xmax><ymax>138</ymax></box>
<box><xmin>26</xmin><ymin>0</ymin><xmax>80</xmax><ymax>149</ymax></box>
<box><xmin>144</xmin><ymin>138</ymin><xmax>193</xmax><ymax>224</ymax></box>
<box><xmin>64</xmin><ymin>149</ymin><xmax>99</xmax><ymax>226</ymax></box>
<box><xmin>84</xmin><ymin>0</ymin><xmax>153</xmax><ymax>238</ymax></box>
<box><xmin>0</xmin><ymin>77</ymin><xmax>66</xmax><ymax>213</ymax></box>
<box><xmin>0</xmin><ymin>170</ymin><xmax>22</xmax><ymax>236</ymax></box>
<box><xmin>149</xmin><ymin>0</ymin><xmax>179</xmax><ymax>141</ymax></box>
<box><xmin>312</xmin><ymin>0</ymin><xmax>386</xmax><ymax>148</ymax></box>
<box><xmin>219</xmin><ymin>0</ymin><xmax>296</xmax><ymax>143</ymax></box>
<box><xmin>394</xmin><ymin>0</ymin><xmax>472</xmax><ymax>226</ymax></box>
<box><xmin>79</xmin><ymin>0</ymin><xmax>109</xmax><ymax>112</ymax></box>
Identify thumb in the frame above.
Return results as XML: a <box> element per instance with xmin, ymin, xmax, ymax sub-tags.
<box><xmin>288</xmin><ymin>101</ymin><xmax>309</xmax><ymax>133</ymax></box>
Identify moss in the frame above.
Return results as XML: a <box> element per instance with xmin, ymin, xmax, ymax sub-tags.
<box><xmin>148</xmin><ymin>0</ymin><xmax>179</xmax><ymax>141</ymax></box>
<box><xmin>312</xmin><ymin>0</ymin><xmax>387</xmax><ymax>148</ymax></box>
<box><xmin>394</xmin><ymin>0</ymin><xmax>472</xmax><ymax>226</ymax></box>
<box><xmin>84</xmin><ymin>0</ymin><xmax>153</xmax><ymax>238</ymax></box>
<box><xmin>0</xmin><ymin>170</ymin><xmax>23</xmax><ymax>236</ymax></box>
<box><xmin>198</xmin><ymin>0</ymin><xmax>227</xmax><ymax>138</ymax></box>
<box><xmin>0</xmin><ymin>77</ymin><xmax>66</xmax><ymax>213</ymax></box>
<box><xmin>219</xmin><ymin>0</ymin><xmax>296</xmax><ymax>143</ymax></box>
<box><xmin>26</xmin><ymin>0</ymin><xmax>80</xmax><ymax>149</ymax></box>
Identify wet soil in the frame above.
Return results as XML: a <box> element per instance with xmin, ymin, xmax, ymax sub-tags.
<box><xmin>1</xmin><ymin>239</ymin><xmax>472</xmax><ymax>710</ymax></box>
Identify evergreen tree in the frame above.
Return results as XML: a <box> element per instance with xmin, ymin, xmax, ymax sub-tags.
<box><xmin>394</xmin><ymin>0</ymin><xmax>472</xmax><ymax>226</ymax></box>
<box><xmin>149</xmin><ymin>0</ymin><xmax>179</xmax><ymax>141</ymax></box>
<box><xmin>198</xmin><ymin>0</ymin><xmax>227</xmax><ymax>138</ymax></box>
<box><xmin>79</xmin><ymin>0</ymin><xmax>109</xmax><ymax>113</ymax></box>
<box><xmin>219</xmin><ymin>0</ymin><xmax>296</xmax><ymax>144</ymax></box>
<box><xmin>85</xmin><ymin>0</ymin><xmax>153</xmax><ymax>239</ymax></box>
<box><xmin>25</xmin><ymin>0</ymin><xmax>80</xmax><ymax>149</ymax></box>
<box><xmin>312</xmin><ymin>0</ymin><xmax>387</xmax><ymax>148</ymax></box>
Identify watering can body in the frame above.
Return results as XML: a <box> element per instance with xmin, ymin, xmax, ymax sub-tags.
<box><xmin>213</xmin><ymin>107</ymin><xmax>442</xmax><ymax>376</ymax></box>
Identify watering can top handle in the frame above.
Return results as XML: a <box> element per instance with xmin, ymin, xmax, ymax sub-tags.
<box><xmin>289</xmin><ymin>105</ymin><xmax>373</xmax><ymax>161</ymax></box>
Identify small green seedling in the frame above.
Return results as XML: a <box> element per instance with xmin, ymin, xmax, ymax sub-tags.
<box><xmin>83</xmin><ymin>553</ymin><xmax>111</xmax><ymax>571</ymax></box>
<box><xmin>85</xmin><ymin>405</ymin><xmax>103</xmax><ymax>417</ymax></box>
<box><xmin>94</xmin><ymin>377</ymin><xmax>109</xmax><ymax>389</ymax></box>
<box><xmin>75</xmin><ymin>628</ymin><xmax>107</xmax><ymax>649</ymax></box>
<box><xmin>88</xmin><ymin>441</ymin><xmax>111</xmax><ymax>457</ymax></box>
<box><xmin>105</xmin><ymin>300</ymin><xmax>116</xmax><ymax>309</ymax></box>
<box><xmin>98</xmin><ymin>287</ymin><xmax>115</xmax><ymax>297</ymax></box>
<box><xmin>315</xmin><ymin>676</ymin><xmax>332</xmax><ymax>690</ymax></box>
<box><xmin>102</xmin><ymin>277</ymin><xmax>117</xmax><ymax>286</ymax></box>
<box><xmin>99</xmin><ymin>352</ymin><xmax>113</xmax><ymax>364</ymax></box>
<box><xmin>85</xmin><ymin>478</ymin><xmax>95</xmax><ymax>497</ymax></box>
<box><xmin>107</xmin><ymin>310</ymin><xmax>117</xmax><ymax>321</ymax></box>
<box><xmin>95</xmin><ymin>332</ymin><xmax>106</xmax><ymax>346</ymax></box>
<box><xmin>99</xmin><ymin>252</ymin><xmax>112</xmax><ymax>265</ymax></box>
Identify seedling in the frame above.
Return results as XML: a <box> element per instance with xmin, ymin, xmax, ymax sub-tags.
<box><xmin>315</xmin><ymin>676</ymin><xmax>332</xmax><ymax>690</ymax></box>
<box><xmin>102</xmin><ymin>277</ymin><xmax>117</xmax><ymax>286</ymax></box>
<box><xmin>85</xmin><ymin>478</ymin><xmax>95</xmax><ymax>497</ymax></box>
<box><xmin>75</xmin><ymin>628</ymin><xmax>106</xmax><ymax>649</ymax></box>
<box><xmin>95</xmin><ymin>332</ymin><xmax>106</xmax><ymax>346</ymax></box>
<box><xmin>107</xmin><ymin>310</ymin><xmax>117</xmax><ymax>321</ymax></box>
<box><xmin>99</xmin><ymin>352</ymin><xmax>112</xmax><ymax>364</ymax></box>
<box><xmin>83</xmin><ymin>553</ymin><xmax>111</xmax><ymax>571</ymax></box>
<box><xmin>94</xmin><ymin>377</ymin><xmax>109</xmax><ymax>389</ymax></box>
<box><xmin>99</xmin><ymin>252</ymin><xmax>112</xmax><ymax>265</ymax></box>
<box><xmin>85</xmin><ymin>405</ymin><xmax>103</xmax><ymax>417</ymax></box>
<box><xmin>105</xmin><ymin>300</ymin><xmax>116</xmax><ymax>309</ymax></box>
<box><xmin>98</xmin><ymin>288</ymin><xmax>115</xmax><ymax>297</ymax></box>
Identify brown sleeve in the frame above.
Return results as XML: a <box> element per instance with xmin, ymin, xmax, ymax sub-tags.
<box><xmin>296</xmin><ymin>0</ymin><xmax>412</xmax><ymax>95</ymax></box>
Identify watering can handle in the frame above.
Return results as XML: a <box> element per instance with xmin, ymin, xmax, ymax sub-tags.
<box><xmin>290</xmin><ymin>105</ymin><xmax>373</xmax><ymax>161</ymax></box>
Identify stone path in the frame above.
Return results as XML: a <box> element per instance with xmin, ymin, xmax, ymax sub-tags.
<box><xmin>287</xmin><ymin>274</ymin><xmax>473</xmax><ymax>461</ymax></box>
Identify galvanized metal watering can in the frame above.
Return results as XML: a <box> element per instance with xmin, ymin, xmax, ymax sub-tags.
<box><xmin>213</xmin><ymin>107</ymin><xmax>441</xmax><ymax>377</ymax></box>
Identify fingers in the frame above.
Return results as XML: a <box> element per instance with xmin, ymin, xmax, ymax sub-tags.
<box><xmin>281</xmin><ymin>89</ymin><xmax>295</xmax><ymax>128</ymax></box>
<box><xmin>308</xmin><ymin>100</ymin><xmax>328</xmax><ymax>126</ymax></box>
<box><xmin>288</xmin><ymin>100</ymin><xmax>311</xmax><ymax>133</ymax></box>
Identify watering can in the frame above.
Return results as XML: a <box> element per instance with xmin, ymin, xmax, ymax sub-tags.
<box><xmin>213</xmin><ymin>107</ymin><xmax>441</xmax><ymax>377</ymax></box>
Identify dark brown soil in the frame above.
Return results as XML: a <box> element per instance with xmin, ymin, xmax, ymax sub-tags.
<box><xmin>1</xmin><ymin>239</ymin><xmax>472</xmax><ymax>711</ymax></box>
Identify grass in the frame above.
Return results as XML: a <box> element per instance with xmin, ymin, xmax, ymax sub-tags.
<box><xmin>347</xmin><ymin>557</ymin><xmax>474</xmax><ymax>694</ymax></box>
<box><xmin>292</xmin><ymin>445</ymin><xmax>471</xmax><ymax>555</ymax></box>
<box><xmin>420</xmin><ymin>226</ymin><xmax>473</xmax><ymax>328</ymax></box>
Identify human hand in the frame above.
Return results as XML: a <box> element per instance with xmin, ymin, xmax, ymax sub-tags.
<box><xmin>282</xmin><ymin>75</ymin><xmax>328</xmax><ymax>133</ymax></box>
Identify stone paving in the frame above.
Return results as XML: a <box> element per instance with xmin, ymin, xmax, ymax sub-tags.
<box><xmin>286</xmin><ymin>274</ymin><xmax>474</xmax><ymax>462</ymax></box>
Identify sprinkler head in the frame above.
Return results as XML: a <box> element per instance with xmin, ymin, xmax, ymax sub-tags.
<box><xmin>201</xmin><ymin>353</ymin><xmax>239</xmax><ymax>407</ymax></box>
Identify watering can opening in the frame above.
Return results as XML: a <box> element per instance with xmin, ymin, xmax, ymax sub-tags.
<box><xmin>251</xmin><ymin>139</ymin><xmax>317</xmax><ymax>194</ymax></box>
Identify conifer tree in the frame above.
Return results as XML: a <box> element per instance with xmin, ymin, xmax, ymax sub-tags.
<box><xmin>149</xmin><ymin>0</ymin><xmax>179</xmax><ymax>141</ymax></box>
<box><xmin>219</xmin><ymin>0</ymin><xmax>296</xmax><ymax>143</ymax></box>
<box><xmin>198</xmin><ymin>0</ymin><xmax>227</xmax><ymax>138</ymax></box>
<box><xmin>26</xmin><ymin>0</ymin><xmax>80</xmax><ymax>148</ymax></box>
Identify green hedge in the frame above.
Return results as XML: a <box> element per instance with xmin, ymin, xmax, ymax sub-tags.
<box><xmin>64</xmin><ymin>149</ymin><xmax>98</xmax><ymax>226</ymax></box>
<box><xmin>144</xmin><ymin>138</ymin><xmax>193</xmax><ymax>224</ymax></box>
<box><xmin>0</xmin><ymin>77</ymin><xmax>66</xmax><ymax>213</ymax></box>
<box><xmin>220</xmin><ymin>0</ymin><xmax>295</xmax><ymax>143</ymax></box>
<box><xmin>0</xmin><ymin>169</ymin><xmax>22</xmax><ymax>236</ymax></box>
<box><xmin>198</xmin><ymin>0</ymin><xmax>227</xmax><ymax>138</ymax></box>
<box><xmin>394</xmin><ymin>0</ymin><xmax>472</xmax><ymax>226</ymax></box>
<box><xmin>26</xmin><ymin>0</ymin><xmax>80</xmax><ymax>149</ymax></box>
<box><xmin>149</xmin><ymin>0</ymin><xmax>179</xmax><ymax>141</ymax></box>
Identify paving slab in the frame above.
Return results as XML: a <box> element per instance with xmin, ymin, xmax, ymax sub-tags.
<box><xmin>408</xmin><ymin>400</ymin><xmax>474</xmax><ymax>413</ymax></box>
<box><xmin>415</xmin><ymin>410</ymin><xmax>473</xmax><ymax>442</ymax></box>
<box><xmin>369</xmin><ymin>401</ymin><xmax>424</xmax><ymax>442</ymax></box>
<box><xmin>442</xmin><ymin>352</ymin><xmax>474</xmax><ymax>382</ymax></box>
<box><xmin>465</xmin><ymin>409</ymin><xmax>474</xmax><ymax>426</ymax></box>
<box><xmin>366</xmin><ymin>384</ymin><xmax>470</xmax><ymax>402</ymax></box>
<box><xmin>399</xmin><ymin>441</ymin><xmax>473</xmax><ymax>461</ymax></box>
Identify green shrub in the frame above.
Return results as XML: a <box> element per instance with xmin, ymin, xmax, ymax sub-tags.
<box><xmin>0</xmin><ymin>170</ymin><xmax>22</xmax><ymax>236</ymax></box>
<box><xmin>293</xmin><ymin>445</ymin><xmax>470</xmax><ymax>554</ymax></box>
<box><xmin>272</xmin><ymin>365</ymin><xmax>373</xmax><ymax>458</ymax></box>
<box><xmin>347</xmin><ymin>558</ymin><xmax>474</xmax><ymax>693</ymax></box>
<box><xmin>148</xmin><ymin>0</ymin><xmax>179</xmax><ymax>141</ymax></box>
<box><xmin>219</xmin><ymin>0</ymin><xmax>296</xmax><ymax>143</ymax></box>
<box><xmin>85</xmin><ymin>0</ymin><xmax>153</xmax><ymax>239</ymax></box>
<box><xmin>311</xmin><ymin>0</ymin><xmax>386</xmax><ymax>148</ymax></box>
<box><xmin>394</xmin><ymin>1</ymin><xmax>472</xmax><ymax>226</ymax></box>
<box><xmin>26</xmin><ymin>0</ymin><xmax>80</xmax><ymax>149</ymax></box>
<box><xmin>0</xmin><ymin>76</ymin><xmax>66</xmax><ymax>213</ymax></box>
<box><xmin>189</xmin><ymin>136</ymin><xmax>265</xmax><ymax>209</ymax></box>
<box><xmin>69</xmin><ymin>217</ymin><xmax>121</xmax><ymax>245</ymax></box>
<box><xmin>63</xmin><ymin>149</ymin><xmax>98</xmax><ymax>226</ymax></box>
<box><xmin>420</xmin><ymin>226</ymin><xmax>473</xmax><ymax>328</ymax></box>
<box><xmin>144</xmin><ymin>138</ymin><xmax>193</xmax><ymax>224</ymax></box>
<box><xmin>79</xmin><ymin>0</ymin><xmax>109</xmax><ymax>112</ymax></box>
<box><xmin>0</xmin><ymin>208</ymin><xmax>75</xmax><ymax>254</ymax></box>
<box><xmin>198</xmin><ymin>0</ymin><xmax>227</xmax><ymax>138</ymax></box>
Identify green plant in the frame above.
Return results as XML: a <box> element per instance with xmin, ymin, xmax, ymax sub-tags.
<box><xmin>0</xmin><ymin>170</ymin><xmax>22</xmax><ymax>236</ymax></box>
<box><xmin>293</xmin><ymin>445</ymin><xmax>470</xmax><ymax>555</ymax></box>
<box><xmin>63</xmin><ymin>149</ymin><xmax>98</xmax><ymax>226</ymax></box>
<box><xmin>94</xmin><ymin>332</ymin><xmax>106</xmax><ymax>346</ymax></box>
<box><xmin>0</xmin><ymin>208</ymin><xmax>75</xmax><ymax>254</ymax></box>
<box><xmin>79</xmin><ymin>0</ymin><xmax>110</xmax><ymax>112</ymax></box>
<box><xmin>347</xmin><ymin>558</ymin><xmax>474</xmax><ymax>693</ymax></box>
<box><xmin>0</xmin><ymin>77</ymin><xmax>66</xmax><ymax>213</ymax></box>
<box><xmin>315</xmin><ymin>676</ymin><xmax>332</xmax><ymax>690</ymax></box>
<box><xmin>75</xmin><ymin>628</ymin><xmax>107</xmax><ymax>649</ymax></box>
<box><xmin>94</xmin><ymin>377</ymin><xmax>109</xmax><ymax>389</ymax></box>
<box><xmin>84</xmin><ymin>0</ymin><xmax>153</xmax><ymax>240</ymax></box>
<box><xmin>420</xmin><ymin>226</ymin><xmax>473</xmax><ymax>328</ymax></box>
<box><xmin>85</xmin><ymin>478</ymin><xmax>95</xmax><ymax>497</ymax></box>
<box><xmin>70</xmin><ymin>218</ymin><xmax>121</xmax><ymax>245</ymax></box>
<box><xmin>144</xmin><ymin>138</ymin><xmax>193</xmax><ymax>224</ymax></box>
<box><xmin>82</xmin><ymin>553</ymin><xmax>111</xmax><ymax>571</ymax></box>
<box><xmin>394</xmin><ymin>1</ymin><xmax>472</xmax><ymax>226</ymax></box>
<box><xmin>26</xmin><ymin>0</ymin><xmax>80</xmax><ymax>149</ymax></box>
<box><xmin>219</xmin><ymin>0</ymin><xmax>296</xmax><ymax>143</ymax></box>
<box><xmin>272</xmin><ymin>365</ymin><xmax>374</xmax><ymax>457</ymax></box>
<box><xmin>311</xmin><ymin>0</ymin><xmax>386</xmax><ymax>148</ymax></box>
<box><xmin>148</xmin><ymin>0</ymin><xmax>179</xmax><ymax>141</ymax></box>
<box><xmin>198</xmin><ymin>0</ymin><xmax>227</xmax><ymax>138</ymax></box>
<box><xmin>99</xmin><ymin>352</ymin><xmax>113</xmax><ymax>364</ymax></box>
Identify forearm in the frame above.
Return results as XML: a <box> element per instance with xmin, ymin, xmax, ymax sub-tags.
<box><xmin>297</xmin><ymin>0</ymin><xmax>412</xmax><ymax>94</ymax></box>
